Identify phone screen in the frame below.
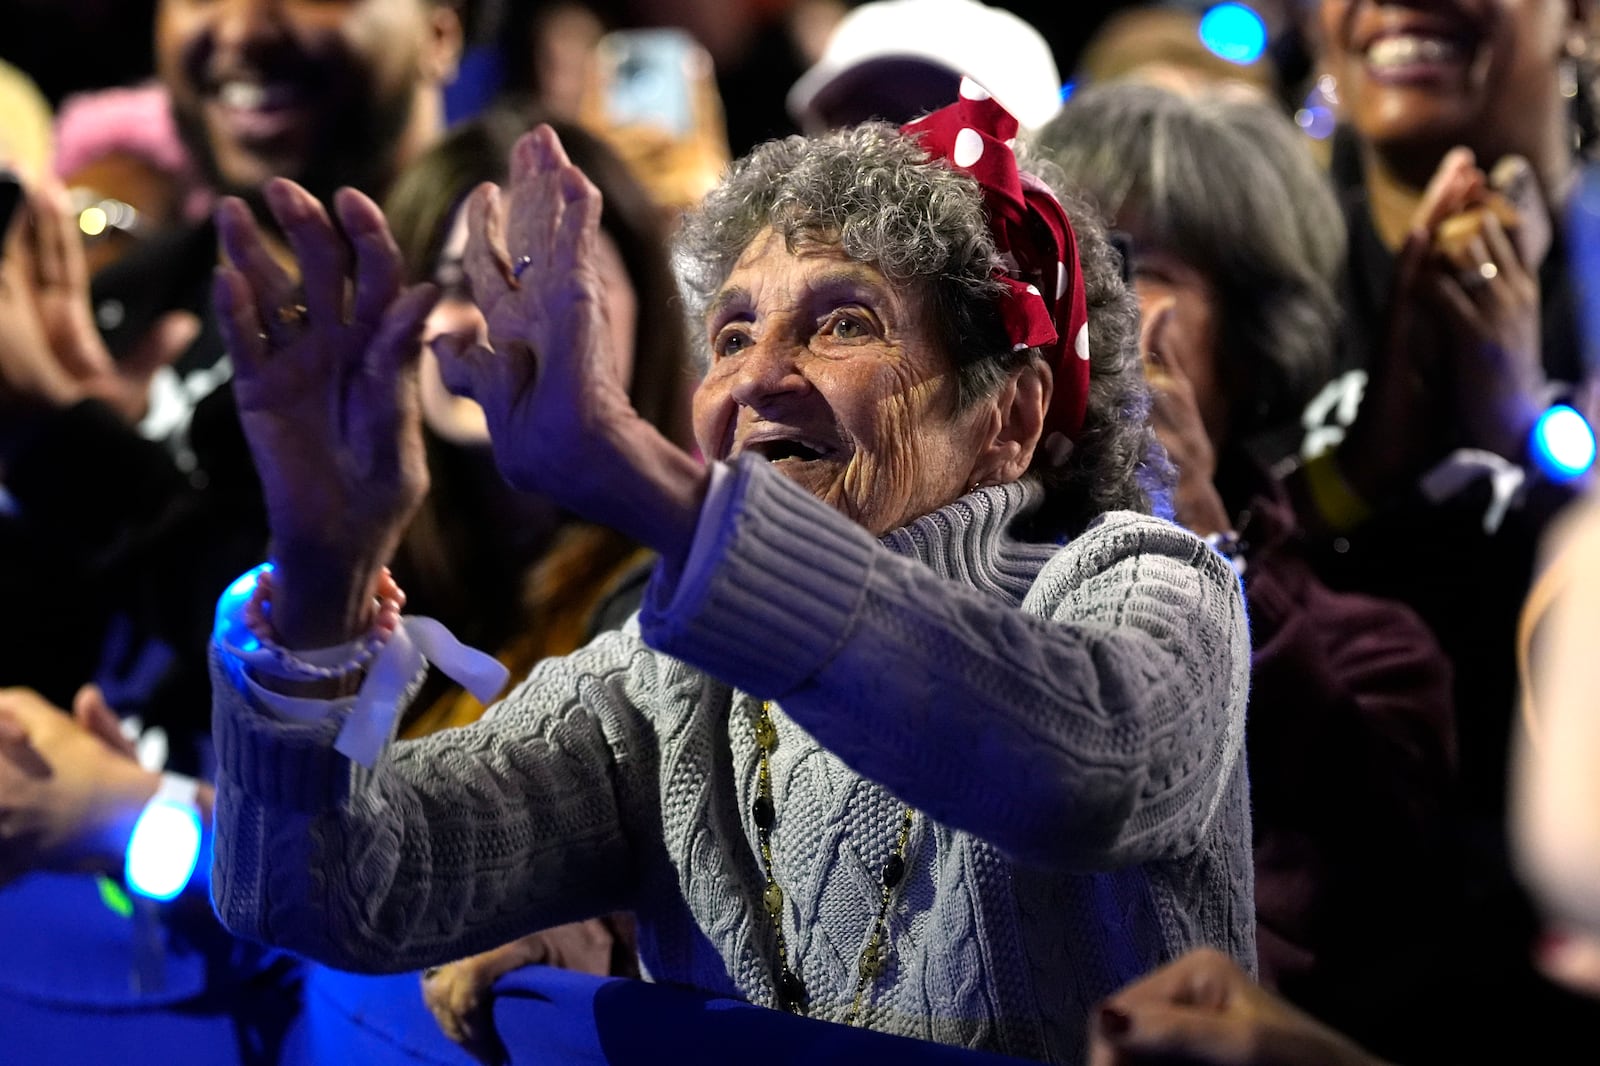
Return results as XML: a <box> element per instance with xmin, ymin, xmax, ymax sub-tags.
<box><xmin>0</xmin><ymin>170</ymin><xmax>22</xmax><ymax>248</ymax></box>
<box><xmin>597</xmin><ymin>29</ymin><xmax>697</xmax><ymax>138</ymax></box>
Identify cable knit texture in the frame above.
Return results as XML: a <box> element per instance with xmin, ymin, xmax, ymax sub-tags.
<box><xmin>211</xmin><ymin>455</ymin><xmax>1253</xmax><ymax>1065</ymax></box>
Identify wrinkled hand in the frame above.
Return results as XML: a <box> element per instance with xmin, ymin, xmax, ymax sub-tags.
<box><xmin>1139</xmin><ymin>299</ymin><xmax>1232</xmax><ymax>537</ymax></box>
<box><xmin>0</xmin><ymin>180</ymin><xmax>196</xmax><ymax>437</ymax></box>
<box><xmin>0</xmin><ymin>686</ymin><xmax>158</xmax><ymax>886</ymax></box>
<box><xmin>437</xmin><ymin>125</ymin><xmax>704</xmax><ymax>561</ymax></box>
<box><xmin>1088</xmin><ymin>948</ymin><xmax>1391</xmax><ymax>1066</ymax></box>
<box><xmin>422</xmin><ymin>922</ymin><xmax>618</xmax><ymax>1065</ymax></box>
<box><xmin>1420</xmin><ymin>154</ymin><xmax>1545</xmax><ymax>461</ymax></box>
<box><xmin>214</xmin><ymin>181</ymin><xmax>437</xmax><ymax>646</ymax></box>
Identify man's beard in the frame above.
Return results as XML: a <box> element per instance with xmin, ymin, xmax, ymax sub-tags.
<box><xmin>172</xmin><ymin>79</ymin><xmax>416</xmax><ymax>220</ymax></box>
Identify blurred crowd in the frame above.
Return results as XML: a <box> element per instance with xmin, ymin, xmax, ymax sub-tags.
<box><xmin>2</xmin><ymin>1</ymin><xmax>1600</xmax><ymax>1064</ymax></box>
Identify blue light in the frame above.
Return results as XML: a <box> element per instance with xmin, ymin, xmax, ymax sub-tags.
<box><xmin>1530</xmin><ymin>404</ymin><xmax>1597</xmax><ymax>481</ymax></box>
<box><xmin>1199</xmin><ymin>3</ymin><xmax>1267</xmax><ymax>66</ymax></box>
<box><xmin>1059</xmin><ymin>80</ymin><xmax>1076</xmax><ymax>103</ymax></box>
<box><xmin>125</xmin><ymin>796</ymin><xmax>202</xmax><ymax>901</ymax></box>
<box><xmin>214</xmin><ymin>561</ymin><xmax>273</xmax><ymax>653</ymax></box>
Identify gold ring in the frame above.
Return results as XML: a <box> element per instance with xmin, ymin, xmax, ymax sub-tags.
<box><xmin>276</xmin><ymin>303</ymin><xmax>308</xmax><ymax>326</ymax></box>
<box><xmin>1478</xmin><ymin>261</ymin><xmax>1499</xmax><ymax>282</ymax></box>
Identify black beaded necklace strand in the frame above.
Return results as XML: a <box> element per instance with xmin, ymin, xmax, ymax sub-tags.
<box><xmin>748</xmin><ymin>699</ymin><xmax>918</xmax><ymax>1022</ymax></box>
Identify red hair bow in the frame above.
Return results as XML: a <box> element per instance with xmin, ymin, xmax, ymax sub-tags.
<box><xmin>901</xmin><ymin>79</ymin><xmax>1091</xmax><ymax>450</ymax></box>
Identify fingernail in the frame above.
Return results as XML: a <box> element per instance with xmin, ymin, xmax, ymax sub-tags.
<box><xmin>1098</xmin><ymin>1005</ymin><xmax>1131</xmax><ymax>1038</ymax></box>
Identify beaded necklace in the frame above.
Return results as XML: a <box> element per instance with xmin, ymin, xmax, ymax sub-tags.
<box><xmin>747</xmin><ymin>699</ymin><xmax>917</xmax><ymax>1023</ymax></box>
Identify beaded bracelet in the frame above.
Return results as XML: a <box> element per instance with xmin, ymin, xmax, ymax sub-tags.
<box><xmin>242</xmin><ymin>565</ymin><xmax>405</xmax><ymax>681</ymax></box>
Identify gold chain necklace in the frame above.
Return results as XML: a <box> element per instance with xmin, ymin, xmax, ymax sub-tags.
<box><xmin>747</xmin><ymin>699</ymin><xmax>917</xmax><ymax>1023</ymax></box>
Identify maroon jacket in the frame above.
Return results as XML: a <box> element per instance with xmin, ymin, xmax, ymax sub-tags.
<box><xmin>1225</xmin><ymin>460</ymin><xmax>1457</xmax><ymax>1029</ymax></box>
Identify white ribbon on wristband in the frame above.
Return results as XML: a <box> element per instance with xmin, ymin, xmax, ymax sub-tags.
<box><xmin>336</xmin><ymin>615</ymin><xmax>508</xmax><ymax>766</ymax></box>
<box><xmin>215</xmin><ymin>565</ymin><xmax>510</xmax><ymax>767</ymax></box>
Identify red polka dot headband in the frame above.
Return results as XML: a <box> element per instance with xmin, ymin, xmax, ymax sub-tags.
<box><xmin>901</xmin><ymin>79</ymin><xmax>1092</xmax><ymax>453</ymax></box>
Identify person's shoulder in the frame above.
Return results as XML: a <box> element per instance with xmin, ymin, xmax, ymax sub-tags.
<box><xmin>1069</xmin><ymin>509</ymin><xmax>1208</xmax><ymax>555</ymax></box>
<box><xmin>1034</xmin><ymin>510</ymin><xmax>1234</xmax><ymax>595</ymax></box>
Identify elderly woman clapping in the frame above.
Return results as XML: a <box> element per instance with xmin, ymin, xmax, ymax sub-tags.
<box><xmin>206</xmin><ymin>85</ymin><xmax>1251</xmax><ymax>1065</ymax></box>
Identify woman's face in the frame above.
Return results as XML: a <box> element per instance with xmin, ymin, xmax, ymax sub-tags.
<box><xmin>692</xmin><ymin>228</ymin><xmax>991</xmax><ymax>537</ymax></box>
<box><xmin>1319</xmin><ymin>0</ymin><xmax>1578</xmax><ymax>155</ymax></box>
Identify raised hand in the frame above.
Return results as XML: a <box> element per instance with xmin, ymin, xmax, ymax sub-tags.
<box><xmin>213</xmin><ymin>179</ymin><xmax>438</xmax><ymax>646</ymax></box>
<box><xmin>1139</xmin><ymin>298</ymin><xmax>1232</xmax><ymax>539</ymax></box>
<box><xmin>436</xmin><ymin>125</ymin><xmax>705</xmax><ymax>562</ymax></box>
<box><xmin>1333</xmin><ymin>150</ymin><xmax>1482</xmax><ymax>508</ymax></box>
<box><xmin>0</xmin><ymin>180</ymin><xmax>196</xmax><ymax>443</ymax></box>
<box><xmin>1420</xmin><ymin>154</ymin><xmax>1546</xmax><ymax>462</ymax></box>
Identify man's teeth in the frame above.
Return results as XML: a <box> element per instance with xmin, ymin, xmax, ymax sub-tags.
<box><xmin>1367</xmin><ymin>35</ymin><xmax>1464</xmax><ymax>68</ymax></box>
<box><xmin>219</xmin><ymin>81</ymin><xmax>297</xmax><ymax>110</ymax></box>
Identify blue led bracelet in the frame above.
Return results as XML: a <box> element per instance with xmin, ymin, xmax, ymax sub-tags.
<box><xmin>1529</xmin><ymin>404</ymin><xmax>1597</xmax><ymax>483</ymax></box>
<box><xmin>125</xmin><ymin>772</ymin><xmax>203</xmax><ymax>901</ymax></box>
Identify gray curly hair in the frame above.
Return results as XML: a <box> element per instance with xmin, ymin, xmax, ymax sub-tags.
<box><xmin>672</xmin><ymin>121</ymin><xmax>1167</xmax><ymax>537</ymax></box>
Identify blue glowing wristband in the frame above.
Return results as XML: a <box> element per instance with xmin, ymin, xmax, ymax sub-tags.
<box><xmin>1529</xmin><ymin>404</ymin><xmax>1597</xmax><ymax>482</ymax></box>
<box><xmin>125</xmin><ymin>772</ymin><xmax>203</xmax><ymax>902</ymax></box>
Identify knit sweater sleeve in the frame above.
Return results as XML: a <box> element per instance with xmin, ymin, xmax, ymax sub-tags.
<box><xmin>639</xmin><ymin>456</ymin><xmax>1250</xmax><ymax>871</ymax></box>
<box><xmin>208</xmin><ymin>629</ymin><xmax>666</xmax><ymax>973</ymax></box>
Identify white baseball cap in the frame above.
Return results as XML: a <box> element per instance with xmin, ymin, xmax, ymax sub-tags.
<box><xmin>787</xmin><ymin>0</ymin><xmax>1064</xmax><ymax>133</ymax></box>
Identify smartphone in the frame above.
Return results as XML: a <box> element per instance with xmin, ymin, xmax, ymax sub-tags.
<box><xmin>0</xmin><ymin>168</ymin><xmax>22</xmax><ymax>255</ymax></box>
<box><xmin>595</xmin><ymin>28</ymin><xmax>699</xmax><ymax>138</ymax></box>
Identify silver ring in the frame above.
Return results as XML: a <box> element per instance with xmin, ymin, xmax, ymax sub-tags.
<box><xmin>512</xmin><ymin>255</ymin><xmax>533</xmax><ymax>281</ymax></box>
<box><xmin>1460</xmin><ymin>261</ymin><xmax>1498</xmax><ymax>289</ymax></box>
<box><xmin>276</xmin><ymin>302</ymin><xmax>308</xmax><ymax>327</ymax></box>
<box><xmin>421</xmin><ymin>966</ymin><xmax>443</xmax><ymax>981</ymax></box>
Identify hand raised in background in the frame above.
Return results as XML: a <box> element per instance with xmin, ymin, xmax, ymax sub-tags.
<box><xmin>1138</xmin><ymin>297</ymin><xmax>1232</xmax><ymax>539</ymax></box>
<box><xmin>0</xmin><ymin>179</ymin><xmax>195</xmax><ymax>443</ymax></box>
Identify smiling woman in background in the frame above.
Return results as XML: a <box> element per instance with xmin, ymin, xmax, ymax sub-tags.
<box><xmin>1281</xmin><ymin>1</ymin><xmax>1600</xmax><ymax>1058</ymax></box>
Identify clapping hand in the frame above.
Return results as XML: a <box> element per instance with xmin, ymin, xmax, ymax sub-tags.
<box><xmin>435</xmin><ymin>125</ymin><xmax>704</xmax><ymax>561</ymax></box>
<box><xmin>1418</xmin><ymin>153</ymin><xmax>1546</xmax><ymax>462</ymax></box>
<box><xmin>1138</xmin><ymin>298</ymin><xmax>1233</xmax><ymax>539</ymax></box>
<box><xmin>213</xmin><ymin>181</ymin><xmax>438</xmax><ymax>647</ymax></box>
<box><xmin>1336</xmin><ymin>148</ymin><xmax>1479</xmax><ymax>505</ymax></box>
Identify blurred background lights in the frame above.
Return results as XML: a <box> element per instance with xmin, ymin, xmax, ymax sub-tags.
<box><xmin>1530</xmin><ymin>405</ymin><xmax>1597</xmax><ymax>481</ymax></box>
<box><xmin>78</xmin><ymin>204</ymin><xmax>108</xmax><ymax>237</ymax></box>
<box><xmin>1198</xmin><ymin>3</ymin><xmax>1267</xmax><ymax>66</ymax></box>
<box><xmin>1295</xmin><ymin>74</ymin><xmax>1339</xmax><ymax>140</ymax></box>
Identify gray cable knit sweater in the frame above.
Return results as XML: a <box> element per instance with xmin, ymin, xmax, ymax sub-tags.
<box><xmin>210</xmin><ymin>455</ymin><xmax>1254</xmax><ymax>1065</ymax></box>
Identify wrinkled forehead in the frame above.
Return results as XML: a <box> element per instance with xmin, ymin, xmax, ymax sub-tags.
<box><xmin>708</xmin><ymin>227</ymin><xmax>926</xmax><ymax>321</ymax></box>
